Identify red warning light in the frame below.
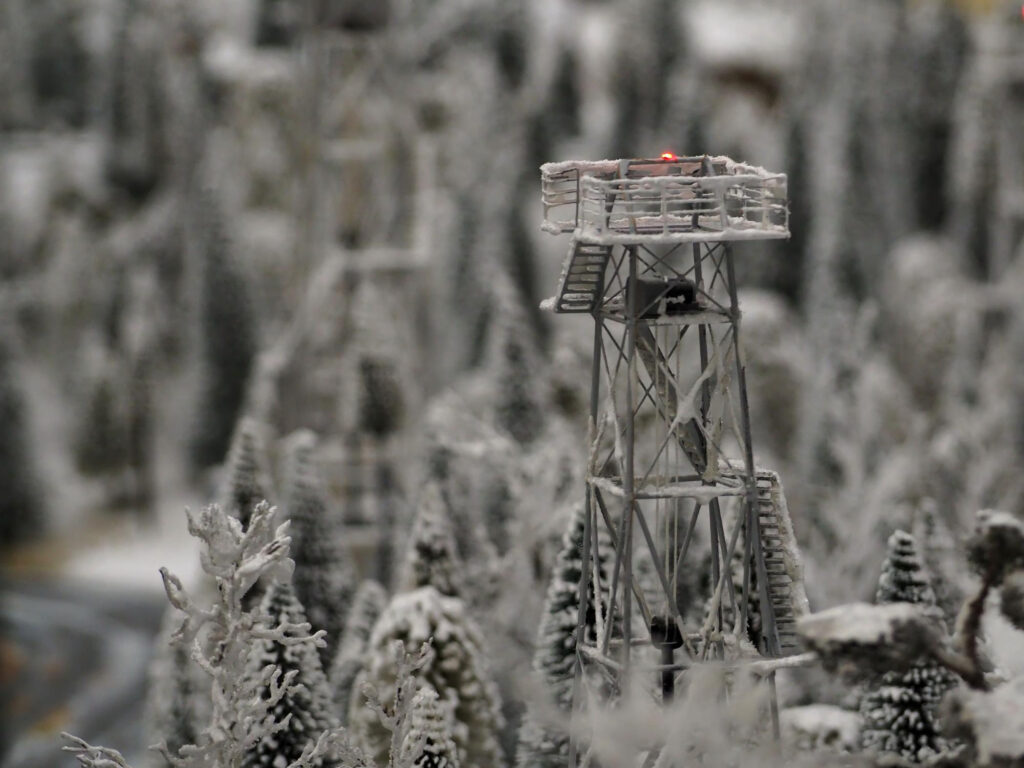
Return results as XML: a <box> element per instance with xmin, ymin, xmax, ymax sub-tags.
<box><xmin>660</xmin><ymin>152</ymin><xmax>678</xmax><ymax>161</ymax></box>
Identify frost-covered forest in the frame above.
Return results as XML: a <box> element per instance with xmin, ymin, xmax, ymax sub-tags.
<box><xmin>1</xmin><ymin>0</ymin><xmax>1024</xmax><ymax>767</ymax></box>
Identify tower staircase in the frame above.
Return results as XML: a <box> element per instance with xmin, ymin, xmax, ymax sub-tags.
<box><xmin>549</xmin><ymin>240</ymin><xmax>612</xmax><ymax>313</ymax></box>
<box><xmin>753</xmin><ymin>469</ymin><xmax>808</xmax><ymax>654</ymax></box>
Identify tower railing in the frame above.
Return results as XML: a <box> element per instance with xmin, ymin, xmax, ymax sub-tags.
<box><xmin>541</xmin><ymin>156</ymin><xmax>788</xmax><ymax>243</ymax></box>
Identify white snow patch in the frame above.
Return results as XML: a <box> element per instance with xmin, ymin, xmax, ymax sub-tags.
<box><xmin>780</xmin><ymin>704</ymin><xmax>862</xmax><ymax>752</ymax></box>
<box><xmin>976</xmin><ymin>508</ymin><xmax>1024</xmax><ymax>538</ymax></box>
<box><xmin>962</xmin><ymin>676</ymin><xmax>1024</xmax><ymax>764</ymax></box>
<box><xmin>685</xmin><ymin>1</ymin><xmax>804</xmax><ymax>75</ymax></box>
<box><xmin>797</xmin><ymin>602</ymin><xmax>925</xmax><ymax>646</ymax></box>
<box><xmin>64</xmin><ymin>498</ymin><xmax>204</xmax><ymax>594</ymax></box>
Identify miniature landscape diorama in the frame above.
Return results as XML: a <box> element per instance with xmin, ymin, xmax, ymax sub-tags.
<box><xmin>2</xmin><ymin>1</ymin><xmax>1024</xmax><ymax>768</ymax></box>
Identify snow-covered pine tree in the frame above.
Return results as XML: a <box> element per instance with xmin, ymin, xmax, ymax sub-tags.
<box><xmin>876</xmin><ymin>530</ymin><xmax>938</xmax><ymax>607</ymax></box>
<box><xmin>104</xmin><ymin>0</ymin><xmax>165</xmax><ymax>200</ymax></box>
<box><xmin>400</xmin><ymin>685</ymin><xmax>459</xmax><ymax>768</ymax></box>
<box><xmin>242</xmin><ymin>579</ymin><xmax>337</xmax><ymax>768</ymax></box>
<box><xmin>350</xmin><ymin>587</ymin><xmax>505</xmax><ymax>768</ymax></box>
<box><xmin>396</xmin><ymin>482</ymin><xmax>464</xmax><ymax>598</ymax></box>
<box><xmin>374</xmin><ymin>460</ymin><xmax>401</xmax><ymax>586</ymax></box>
<box><xmin>858</xmin><ymin>530</ymin><xmax>954</xmax><ymax>762</ymax></box>
<box><xmin>480</xmin><ymin>474</ymin><xmax>514</xmax><ymax>557</ymax></box>
<box><xmin>220</xmin><ymin>417</ymin><xmax>274</xmax><ymax>530</ymax></box>
<box><xmin>903</xmin><ymin>0</ymin><xmax>967</xmax><ymax>231</ymax></box>
<box><xmin>329</xmin><ymin>579</ymin><xmax>388</xmax><ymax>723</ymax></box>
<box><xmin>126</xmin><ymin>348</ymin><xmax>155</xmax><ymax>517</ymax></box>
<box><xmin>282</xmin><ymin>430</ymin><xmax>356</xmax><ymax>666</ymax></box>
<box><xmin>190</xmin><ymin>191</ymin><xmax>257</xmax><ymax>472</ymax></box>
<box><xmin>515</xmin><ymin>502</ymin><xmax>614</xmax><ymax>768</ymax></box>
<box><xmin>144</xmin><ymin>607</ymin><xmax>198</xmax><ymax>768</ymax></box>
<box><xmin>74</xmin><ymin>354</ymin><xmax>129</xmax><ymax>479</ymax></box>
<box><xmin>0</xmin><ymin>336</ymin><xmax>43</xmax><ymax>547</ymax></box>
<box><xmin>485</xmin><ymin>278</ymin><xmax>545</xmax><ymax>447</ymax></box>
<box><xmin>358</xmin><ymin>355</ymin><xmax>406</xmax><ymax>438</ymax></box>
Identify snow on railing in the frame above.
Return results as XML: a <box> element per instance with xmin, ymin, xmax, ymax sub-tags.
<box><xmin>541</xmin><ymin>156</ymin><xmax>789</xmax><ymax>243</ymax></box>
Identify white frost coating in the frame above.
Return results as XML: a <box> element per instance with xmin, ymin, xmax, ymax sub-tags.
<box><xmin>540</xmin><ymin>156</ymin><xmax>783</xmax><ymax>181</ymax></box>
<box><xmin>758</xmin><ymin>469</ymin><xmax>811</xmax><ymax>619</ymax></box>
<box><xmin>780</xmin><ymin>704</ymin><xmax>862</xmax><ymax>753</ymax></box>
<box><xmin>540</xmin><ymin>158</ymin><xmax>622</xmax><ymax>176</ymax></box>
<box><xmin>708</xmin><ymin>155</ymin><xmax>781</xmax><ymax>180</ymax></box>
<box><xmin>798</xmin><ymin>602</ymin><xmax>925</xmax><ymax>646</ymax></box>
<box><xmin>587</xmin><ymin>476</ymin><xmax>744</xmax><ymax>502</ymax></box>
<box><xmin>580</xmin><ymin>173</ymin><xmax>784</xmax><ymax>192</ymax></box>
<box><xmin>976</xmin><ymin>508</ymin><xmax>1024</xmax><ymax>537</ymax></box>
<box><xmin>961</xmin><ymin>676</ymin><xmax>1024</xmax><ymax>764</ymax></box>
<box><xmin>539</xmin><ymin>296</ymin><xmax>558</xmax><ymax>312</ymax></box>
<box><xmin>573</xmin><ymin>225</ymin><xmax>790</xmax><ymax>246</ymax></box>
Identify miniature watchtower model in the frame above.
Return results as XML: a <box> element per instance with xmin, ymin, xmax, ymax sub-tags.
<box><xmin>540</xmin><ymin>155</ymin><xmax>810</xmax><ymax>757</ymax></box>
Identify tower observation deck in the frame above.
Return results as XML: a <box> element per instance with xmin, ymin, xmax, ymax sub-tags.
<box><xmin>540</xmin><ymin>155</ymin><xmax>808</xmax><ymax>761</ymax></box>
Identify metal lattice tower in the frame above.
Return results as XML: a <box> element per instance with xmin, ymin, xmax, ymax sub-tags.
<box><xmin>540</xmin><ymin>155</ymin><xmax>809</xmax><ymax>759</ymax></box>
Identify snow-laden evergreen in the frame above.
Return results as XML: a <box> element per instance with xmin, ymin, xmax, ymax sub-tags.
<box><xmin>0</xmin><ymin>336</ymin><xmax>43</xmax><ymax>547</ymax></box>
<box><xmin>400</xmin><ymin>685</ymin><xmax>459</xmax><ymax>768</ymax></box>
<box><xmin>485</xmin><ymin>276</ymin><xmax>545</xmax><ymax>447</ymax></box>
<box><xmin>191</xmin><ymin>190</ymin><xmax>257</xmax><ymax>472</ymax></box>
<box><xmin>242</xmin><ymin>579</ymin><xmax>338</xmax><ymax>768</ymax></box>
<box><xmin>282</xmin><ymin>429</ymin><xmax>356</xmax><ymax>666</ymax></box>
<box><xmin>329</xmin><ymin>579</ymin><xmax>388</xmax><ymax>723</ymax></box>
<box><xmin>515</xmin><ymin>502</ymin><xmax>614</xmax><ymax>768</ymax></box>
<box><xmin>875</xmin><ymin>530</ymin><xmax>939</xmax><ymax>606</ymax></box>
<box><xmin>74</xmin><ymin>348</ymin><xmax>129</xmax><ymax>478</ymax></box>
<box><xmin>418</xmin><ymin>392</ymin><xmax>508</xmax><ymax>573</ymax></box>
<box><xmin>219</xmin><ymin>417</ymin><xmax>275</xmax><ymax>531</ymax></box>
<box><xmin>350</xmin><ymin>587</ymin><xmax>505</xmax><ymax>768</ymax></box>
<box><xmin>858</xmin><ymin>530</ymin><xmax>954</xmax><ymax>762</ymax></box>
<box><xmin>396</xmin><ymin>482</ymin><xmax>464</xmax><ymax>598</ymax></box>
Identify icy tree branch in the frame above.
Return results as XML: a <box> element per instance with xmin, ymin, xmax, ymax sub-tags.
<box><xmin>61</xmin><ymin>501</ymin><xmax>342</xmax><ymax>768</ymax></box>
<box><xmin>61</xmin><ymin>734</ymin><xmax>135</xmax><ymax>768</ymax></box>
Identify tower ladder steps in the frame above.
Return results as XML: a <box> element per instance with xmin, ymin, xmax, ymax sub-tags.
<box><xmin>753</xmin><ymin>470</ymin><xmax>809</xmax><ymax>655</ymax></box>
<box><xmin>550</xmin><ymin>239</ymin><xmax>612</xmax><ymax>313</ymax></box>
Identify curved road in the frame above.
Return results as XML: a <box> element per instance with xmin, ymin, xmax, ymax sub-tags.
<box><xmin>1</xmin><ymin>579</ymin><xmax>164</xmax><ymax>768</ymax></box>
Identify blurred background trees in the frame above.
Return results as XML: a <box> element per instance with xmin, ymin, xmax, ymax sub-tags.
<box><xmin>3</xmin><ymin>0</ymin><xmax>1024</xmax><ymax>766</ymax></box>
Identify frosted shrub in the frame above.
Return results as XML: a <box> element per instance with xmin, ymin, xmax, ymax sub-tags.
<box><xmin>350</xmin><ymin>587</ymin><xmax>505</xmax><ymax>768</ymax></box>
<box><xmin>61</xmin><ymin>502</ymin><xmax>420</xmax><ymax>768</ymax></box>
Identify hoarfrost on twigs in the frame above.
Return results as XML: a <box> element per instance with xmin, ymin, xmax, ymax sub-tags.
<box><xmin>350</xmin><ymin>587</ymin><xmax>505</xmax><ymax>768</ymax></box>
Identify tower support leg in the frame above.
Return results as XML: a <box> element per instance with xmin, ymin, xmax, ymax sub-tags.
<box><xmin>724</xmin><ymin>244</ymin><xmax>781</xmax><ymax>738</ymax></box>
<box><xmin>568</xmin><ymin>272</ymin><xmax>606</xmax><ymax>768</ymax></box>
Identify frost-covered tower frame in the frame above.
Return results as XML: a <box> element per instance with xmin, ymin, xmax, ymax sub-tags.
<box><xmin>540</xmin><ymin>155</ymin><xmax>808</xmax><ymax>758</ymax></box>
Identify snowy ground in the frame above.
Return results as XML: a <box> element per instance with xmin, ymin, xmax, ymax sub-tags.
<box><xmin>61</xmin><ymin>496</ymin><xmax>204</xmax><ymax>595</ymax></box>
